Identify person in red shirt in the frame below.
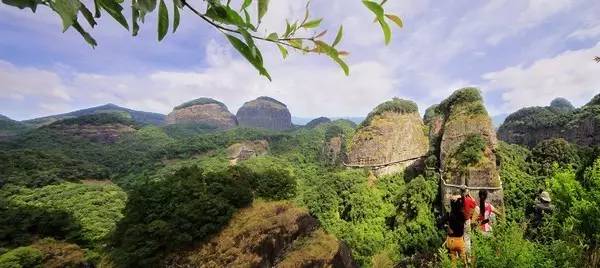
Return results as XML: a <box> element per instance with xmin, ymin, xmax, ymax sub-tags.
<box><xmin>460</xmin><ymin>186</ymin><xmax>476</xmax><ymax>261</ymax></box>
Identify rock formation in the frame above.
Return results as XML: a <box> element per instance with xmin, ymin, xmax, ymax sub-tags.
<box><xmin>323</xmin><ymin>125</ymin><xmax>346</xmax><ymax>166</ymax></box>
<box><xmin>305</xmin><ymin>117</ymin><xmax>331</xmax><ymax>128</ymax></box>
<box><xmin>47</xmin><ymin>113</ymin><xmax>137</xmax><ymax>143</ymax></box>
<box><xmin>227</xmin><ymin>140</ymin><xmax>269</xmax><ymax>165</ymax></box>
<box><xmin>166</xmin><ymin>98</ymin><xmax>238</xmax><ymax>129</ymax></box>
<box><xmin>498</xmin><ymin>95</ymin><xmax>600</xmax><ymax>148</ymax></box>
<box><xmin>167</xmin><ymin>201</ymin><xmax>357</xmax><ymax>268</ymax></box>
<box><xmin>347</xmin><ymin>98</ymin><xmax>429</xmax><ymax>176</ymax></box>
<box><xmin>236</xmin><ymin>97</ymin><xmax>292</xmax><ymax>130</ymax></box>
<box><xmin>436</xmin><ymin>88</ymin><xmax>503</xmax><ymax>209</ymax></box>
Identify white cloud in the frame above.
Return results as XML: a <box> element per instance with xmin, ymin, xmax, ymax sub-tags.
<box><xmin>569</xmin><ymin>24</ymin><xmax>600</xmax><ymax>40</ymax></box>
<box><xmin>0</xmin><ymin>60</ymin><xmax>71</xmax><ymax>101</ymax></box>
<box><xmin>482</xmin><ymin>42</ymin><xmax>600</xmax><ymax>112</ymax></box>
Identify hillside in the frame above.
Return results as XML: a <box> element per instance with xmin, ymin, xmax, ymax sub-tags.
<box><xmin>0</xmin><ymin>114</ymin><xmax>30</xmax><ymax>140</ymax></box>
<box><xmin>498</xmin><ymin>95</ymin><xmax>600</xmax><ymax>147</ymax></box>
<box><xmin>23</xmin><ymin>103</ymin><xmax>166</xmax><ymax>127</ymax></box>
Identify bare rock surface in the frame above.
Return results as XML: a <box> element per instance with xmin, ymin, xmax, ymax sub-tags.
<box><xmin>236</xmin><ymin>97</ymin><xmax>292</xmax><ymax>130</ymax></box>
<box><xmin>167</xmin><ymin>98</ymin><xmax>237</xmax><ymax>129</ymax></box>
<box><xmin>227</xmin><ymin>140</ymin><xmax>269</xmax><ymax>165</ymax></box>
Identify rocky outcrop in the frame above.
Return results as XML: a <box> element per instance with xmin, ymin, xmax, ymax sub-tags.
<box><xmin>323</xmin><ymin>125</ymin><xmax>346</xmax><ymax>166</ymax></box>
<box><xmin>436</xmin><ymin>88</ymin><xmax>503</xmax><ymax>208</ymax></box>
<box><xmin>47</xmin><ymin>113</ymin><xmax>137</xmax><ymax>143</ymax></box>
<box><xmin>498</xmin><ymin>95</ymin><xmax>600</xmax><ymax>148</ymax></box>
<box><xmin>227</xmin><ymin>140</ymin><xmax>269</xmax><ymax>165</ymax></box>
<box><xmin>166</xmin><ymin>98</ymin><xmax>237</xmax><ymax>129</ymax></box>
<box><xmin>347</xmin><ymin>98</ymin><xmax>429</xmax><ymax>176</ymax></box>
<box><xmin>236</xmin><ymin>97</ymin><xmax>292</xmax><ymax>130</ymax></box>
<box><xmin>168</xmin><ymin>201</ymin><xmax>357</xmax><ymax>268</ymax></box>
<box><xmin>305</xmin><ymin>117</ymin><xmax>331</xmax><ymax>128</ymax></box>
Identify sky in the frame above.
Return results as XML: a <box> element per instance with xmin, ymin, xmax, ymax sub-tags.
<box><xmin>0</xmin><ymin>0</ymin><xmax>599</xmax><ymax>120</ymax></box>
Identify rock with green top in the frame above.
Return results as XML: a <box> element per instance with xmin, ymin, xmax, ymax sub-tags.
<box><xmin>167</xmin><ymin>97</ymin><xmax>238</xmax><ymax>129</ymax></box>
<box><xmin>236</xmin><ymin>96</ymin><xmax>292</xmax><ymax>130</ymax></box>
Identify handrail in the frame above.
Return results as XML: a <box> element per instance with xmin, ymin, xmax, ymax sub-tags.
<box><xmin>434</xmin><ymin>169</ymin><xmax>503</xmax><ymax>191</ymax></box>
<box><xmin>342</xmin><ymin>155</ymin><xmax>424</xmax><ymax>168</ymax></box>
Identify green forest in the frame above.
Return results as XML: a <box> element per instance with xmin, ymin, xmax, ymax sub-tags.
<box><xmin>1</xmin><ymin>89</ymin><xmax>599</xmax><ymax>268</ymax></box>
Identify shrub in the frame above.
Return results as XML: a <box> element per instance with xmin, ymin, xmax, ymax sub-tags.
<box><xmin>173</xmin><ymin>97</ymin><xmax>227</xmax><ymax>110</ymax></box>
<box><xmin>0</xmin><ymin>246</ymin><xmax>43</xmax><ymax>268</ymax></box>
<box><xmin>455</xmin><ymin>134</ymin><xmax>486</xmax><ymax>166</ymax></box>
<box><xmin>437</xmin><ymin>88</ymin><xmax>484</xmax><ymax>115</ymax></box>
<box><xmin>531</xmin><ymin>138</ymin><xmax>581</xmax><ymax>175</ymax></box>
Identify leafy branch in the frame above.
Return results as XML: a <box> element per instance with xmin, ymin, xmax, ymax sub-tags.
<box><xmin>1</xmin><ymin>0</ymin><xmax>403</xmax><ymax>80</ymax></box>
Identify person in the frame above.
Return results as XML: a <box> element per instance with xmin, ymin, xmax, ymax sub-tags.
<box><xmin>444</xmin><ymin>196</ymin><xmax>467</xmax><ymax>266</ymax></box>
<box><xmin>474</xmin><ymin>190</ymin><xmax>500</xmax><ymax>234</ymax></box>
<box><xmin>531</xmin><ymin>191</ymin><xmax>554</xmax><ymax>229</ymax></box>
<box><xmin>460</xmin><ymin>186</ymin><xmax>477</xmax><ymax>257</ymax></box>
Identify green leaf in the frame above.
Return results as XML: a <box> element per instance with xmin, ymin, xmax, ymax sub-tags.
<box><xmin>288</xmin><ymin>39</ymin><xmax>302</xmax><ymax>49</ymax></box>
<box><xmin>157</xmin><ymin>0</ymin><xmax>168</xmax><ymax>41</ymax></box>
<box><xmin>377</xmin><ymin>17</ymin><xmax>391</xmax><ymax>44</ymax></box>
<box><xmin>333</xmin><ymin>56</ymin><xmax>349</xmax><ymax>76</ymax></box>
<box><xmin>332</xmin><ymin>25</ymin><xmax>343</xmax><ymax>47</ymax></box>
<box><xmin>131</xmin><ymin>5</ymin><xmax>140</xmax><ymax>36</ymax></box>
<box><xmin>79</xmin><ymin>3</ymin><xmax>97</xmax><ymax>28</ymax></box>
<box><xmin>206</xmin><ymin>5</ymin><xmax>244</xmax><ymax>26</ymax></box>
<box><xmin>362</xmin><ymin>0</ymin><xmax>384</xmax><ymax>18</ymax></box>
<box><xmin>241</xmin><ymin>0</ymin><xmax>251</xmax><ymax>10</ymax></box>
<box><xmin>2</xmin><ymin>0</ymin><xmax>41</xmax><ymax>12</ymax></box>
<box><xmin>98</xmin><ymin>0</ymin><xmax>129</xmax><ymax>30</ymax></box>
<box><xmin>258</xmin><ymin>0</ymin><xmax>269</xmax><ymax>22</ymax></box>
<box><xmin>277</xmin><ymin>44</ymin><xmax>288</xmax><ymax>59</ymax></box>
<box><xmin>53</xmin><ymin>0</ymin><xmax>81</xmax><ymax>32</ymax></box>
<box><xmin>93</xmin><ymin>0</ymin><xmax>101</xmax><ymax>17</ymax></box>
<box><xmin>266</xmin><ymin>32</ymin><xmax>278</xmax><ymax>41</ymax></box>
<box><xmin>225</xmin><ymin>34</ymin><xmax>271</xmax><ymax>81</ymax></box>
<box><xmin>136</xmin><ymin>0</ymin><xmax>157</xmax><ymax>13</ymax></box>
<box><xmin>72</xmin><ymin>21</ymin><xmax>97</xmax><ymax>48</ymax></box>
<box><xmin>385</xmin><ymin>14</ymin><xmax>403</xmax><ymax>28</ymax></box>
<box><xmin>301</xmin><ymin>18</ymin><xmax>322</xmax><ymax>29</ymax></box>
<box><xmin>173</xmin><ymin>0</ymin><xmax>180</xmax><ymax>33</ymax></box>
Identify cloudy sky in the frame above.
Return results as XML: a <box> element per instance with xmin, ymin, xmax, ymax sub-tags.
<box><xmin>1</xmin><ymin>0</ymin><xmax>599</xmax><ymax>120</ymax></box>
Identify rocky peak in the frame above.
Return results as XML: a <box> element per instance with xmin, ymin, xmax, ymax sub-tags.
<box><xmin>347</xmin><ymin>98</ymin><xmax>429</xmax><ymax>176</ymax></box>
<box><xmin>436</xmin><ymin>88</ymin><xmax>503</xmax><ymax>209</ymax></box>
<box><xmin>550</xmin><ymin>97</ymin><xmax>575</xmax><ymax>111</ymax></box>
<box><xmin>166</xmin><ymin>98</ymin><xmax>237</xmax><ymax>129</ymax></box>
<box><xmin>236</xmin><ymin>96</ymin><xmax>292</xmax><ymax>130</ymax></box>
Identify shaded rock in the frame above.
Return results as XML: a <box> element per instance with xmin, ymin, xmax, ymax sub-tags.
<box><xmin>167</xmin><ymin>98</ymin><xmax>237</xmax><ymax>129</ymax></box>
<box><xmin>437</xmin><ymin>88</ymin><xmax>503</xmax><ymax>209</ymax></box>
<box><xmin>47</xmin><ymin>113</ymin><xmax>137</xmax><ymax>143</ymax></box>
<box><xmin>227</xmin><ymin>140</ymin><xmax>269</xmax><ymax>165</ymax></box>
<box><xmin>167</xmin><ymin>201</ymin><xmax>357</xmax><ymax>268</ymax></box>
<box><xmin>323</xmin><ymin>125</ymin><xmax>346</xmax><ymax>166</ymax></box>
<box><xmin>347</xmin><ymin>98</ymin><xmax>429</xmax><ymax>176</ymax></box>
<box><xmin>305</xmin><ymin>117</ymin><xmax>331</xmax><ymax>128</ymax></box>
<box><xmin>237</xmin><ymin>97</ymin><xmax>292</xmax><ymax>130</ymax></box>
<box><xmin>498</xmin><ymin>94</ymin><xmax>600</xmax><ymax>148</ymax></box>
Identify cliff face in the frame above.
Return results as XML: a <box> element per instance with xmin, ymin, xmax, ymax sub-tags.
<box><xmin>227</xmin><ymin>140</ymin><xmax>269</xmax><ymax>165</ymax></box>
<box><xmin>498</xmin><ymin>96</ymin><xmax>600</xmax><ymax>148</ymax></box>
<box><xmin>236</xmin><ymin>97</ymin><xmax>292</xmax><ymax>130</ymax></box>
<box><xmin>436</xmin><ymin>88</ymin><xmax>503</xmax><ymax>208</ymax></box>
<box><xmin>47</xmin><ymin>113</ymin><xmax>137</xmax><ymax>143</ymax></box>
<box><xmin>166</xmin><ymin>98</ymin><xmax>237</xmax><ymax>129</ymax></box>
<box><xmin>347</xmin><ymin>99</ymin><xmax>429</xmax><ymax>176</ymax></box>
<box><xmin>168</xmin><ymin>201</ymin><xmax>357</xmax><ymax>268</ymax></box>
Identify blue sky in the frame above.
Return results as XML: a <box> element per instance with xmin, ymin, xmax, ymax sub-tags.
<box><xmin>1</xmin><ymin>0</ymin><xmax>599</xmax><ymax>120</ymax></box>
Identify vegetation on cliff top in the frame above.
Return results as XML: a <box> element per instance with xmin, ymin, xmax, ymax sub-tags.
<box><xmin>437</xmin><ymin>87</ymin><xmax>487</xmax><ymax>117</ymax></box>
<box><xmin>359</xmin><ymin>98</ymin><xmax>418</xmax><ymax>128</ymax></box>
<box><xmin>173</xmin><ymin>98</ymin><xmax>228</xmax><ymax>111</ymax></box>
<box><xmin>49</xmin><ymin>112</ymin><xmax>137</xmax><ymax>127</ymax></box>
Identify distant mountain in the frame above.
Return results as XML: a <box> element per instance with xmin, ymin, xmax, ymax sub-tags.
<box><xmin>0</xmin><ymin>114</ymin><xmax>31</xmax><ymax>140</ymax></box>
<box><xmin>292</xmin><ymin>116</ymin><xmax>365</xmax><ymax>126</ymax></box>
<box><xmin>23</xmin><ymin>104</ymin><xmax>166</xmax><ymax>127</ymax></box>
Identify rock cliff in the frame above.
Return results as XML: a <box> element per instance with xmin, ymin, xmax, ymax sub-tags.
<box><xmin>166</xmin><ymin>98</ymin><xmax>238</xmax><ymax>129</ymax></box>
<box><xmin>236</xmin><ymin>97</ymin><xmax>292</xmax><ymax>130</ymax></box>
<box><xmin>347</xmin><ymin>98</ymin><xmax>429</xmax><ymax>176</ymax></box>
<box><xmin>436</xmin><ymin>88</ymin><xmax>503</xmax><ymax>208</ymax></box>
<box><xmin>498</xmin><ymin>95</ymin><xmax>600</xmax><ymax>148</ymax></box>
<box><xmin>227</xmin><ymin>140</ymin><xmax>269</xmax><ymax>165</ymax></box>
<box><xmin>167</xmin><ymin>201</ymin><xmax>357</xmax><ymax>268</ymax></box>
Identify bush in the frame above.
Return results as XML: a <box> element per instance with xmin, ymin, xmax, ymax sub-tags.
<box><xmin>531</xmin><ymin>138</ymin><xmax>581</xmax><ymax>175</ymax></box>
<box><xmin>0</xmin><ymin>246</ymin><xmax>43</xmax><ymax>268</ymax></box>
<box><xmin>455</xmin><ymin>134</ymin><xmax>486</xmax><ymax>166</ymax></box>
<box><xmin>437</xmin><ymin>88</ymin><xmax>484</xmax><ymax>115</ymax></box>
<box><xmin>173</xmin><ymin>97</ymin><xmax>227</xmax><ymax>110</ymax></box>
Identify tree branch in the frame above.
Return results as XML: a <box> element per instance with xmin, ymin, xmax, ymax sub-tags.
<box><xmin>181</xmin><ymin>0</ymin><xmax>315</xmax><ymax>52</ymax></box>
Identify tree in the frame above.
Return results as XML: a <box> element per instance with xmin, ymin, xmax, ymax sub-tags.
<box><xmin>1</xmin><ymin>0</ymin><xmax>403</xmax><ymax>79</ymax></box>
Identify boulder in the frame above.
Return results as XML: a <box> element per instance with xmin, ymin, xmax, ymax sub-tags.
<box><xmin>347</xmin><ymin>98</ymin><xmax>429</xmax><ymax>176</ymax></box>
<box><xmin>437</xmin><ymin>88</ymin><xmax>503</xmax><ymax>209</ymax></box>
<box><xmin>227</xmin><ymin>140</ymin><xmax>269</xmax><ymax>165</ymax></box>
<box><xmin>166</xmin><ymin>98</ymin><xmax>237</xmax><ymax>129</ymax></box>
<box><xmin>236</xmin><ymin>97</ymin><xmax>292</xmax><ymax>130</ymax></box>
<box><xmin>167</xmin><ymin>201</ymin><xmax>357</xmax><ymax>268</ymax></box>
